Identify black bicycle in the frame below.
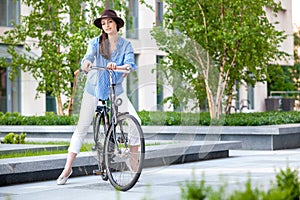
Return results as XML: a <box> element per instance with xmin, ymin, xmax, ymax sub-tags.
<box><xmin>87</xmin><ymin>65</ymin><xmax>145</xmax><ymax>191</ymax></box>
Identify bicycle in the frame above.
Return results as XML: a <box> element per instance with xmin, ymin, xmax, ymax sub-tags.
<box><xmin>81</xmin><ymin>65</ymin><xmax>145</xmax><ymax>191</ymax></box>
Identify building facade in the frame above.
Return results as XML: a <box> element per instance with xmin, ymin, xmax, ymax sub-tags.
<box><xmin>0</xmin><ymin>0</ymin><xmax>294</xmax><ymax>115</ymax></box>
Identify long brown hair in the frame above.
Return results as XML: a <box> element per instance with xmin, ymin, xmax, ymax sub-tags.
<box><xmin>100</xmin><ymin>30</ymin><xmax>110</xmax><ymax>60</ymax></box>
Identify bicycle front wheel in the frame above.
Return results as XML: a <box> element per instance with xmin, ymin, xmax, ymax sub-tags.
<box><xmin>104</xmin><ymin>113</ymin><xmax>145</xmax><ymax>191</ymax></box>
<box><xmin>93</xmin><ymin>112</ymin><xmax>108</xmax><ymax>179</ymax></box>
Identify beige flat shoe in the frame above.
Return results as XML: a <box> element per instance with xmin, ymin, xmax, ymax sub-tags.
<box><xmin>57</xmin><ymin>169</ymin><xmax>73</xmax><ymax>185</ymax></box>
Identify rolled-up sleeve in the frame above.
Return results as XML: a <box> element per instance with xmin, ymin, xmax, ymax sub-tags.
<box><xmin>81</xmin><ymin>37</ymin><xmax>98</xmax><ymax>65</ymax></box>
<box><xmin>123</xmin><ymin>43</ymin><xmax>137</xmax><ymax>70</ymax></box>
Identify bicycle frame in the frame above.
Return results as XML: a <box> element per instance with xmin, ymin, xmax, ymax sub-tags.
<box><xmin>106</xmin><ymin>70</ymin><xmax>130</xmax><ymax>151</ymax></box>
<box><xmin>95</xmin><ymin>100</ymin><xmax>109</xmax><ymax>129</ymax></box>
<box><xmin>90</xmin><ymin>66</ymin><xmax>132</xmax><ymax>149</ymax></box>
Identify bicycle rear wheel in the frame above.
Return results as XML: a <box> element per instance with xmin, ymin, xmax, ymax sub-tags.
<box><xmin>104</xmin><ymin>113</ymin><xmax>145</xmax><ymax>191</ymax></box>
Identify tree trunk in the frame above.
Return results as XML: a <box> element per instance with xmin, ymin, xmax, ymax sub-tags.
<box><xmin>225</xmin><ymin>89</ymin><xmax>233</xmax><ymax>114</ymax></box>
<box><xmin>206</xmin><ymin>85</ymin><xmax>217</xmax><ymax>119</ymax></box>
<box><xmin>205</xmin><ymin>77</ymin><xmax>227</xmax><ymax>120</ymax></box>
<box><xmin>67</xmin><ymin>69</ymin><xmax>80</xmax><ymax>116</ymax></box>
<box><xmin>56</xmin><ymin>93</ymin><xmax>64</xmax><ymax>116</ymax></box>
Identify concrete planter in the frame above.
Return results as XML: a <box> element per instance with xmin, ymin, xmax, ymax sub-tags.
<box><xmin>282</xmin><ymin>98</ymin><xmax>295</xmax><ymax>111</ymax></box>
<box><xmin>265</xmin><ymin>98</ymin><xmax>279</xmax><ymax>111</ymax></box>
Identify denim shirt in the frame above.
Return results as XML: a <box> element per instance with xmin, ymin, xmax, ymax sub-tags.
<box><xmin>82</xmin><ymin>36</ymin><xmax>136</xmax><ymax>100</ymax></box>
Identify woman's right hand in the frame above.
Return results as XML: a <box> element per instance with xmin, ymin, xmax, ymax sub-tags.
<box><xmin>81</xmin><ymin>60</ymin><xmax>92</xmax><ymax>73</ymax></box>
<box><xmin>107</xmin><ymin>62</ymin><xmax>117</xmax><ymax>70</ymax></box>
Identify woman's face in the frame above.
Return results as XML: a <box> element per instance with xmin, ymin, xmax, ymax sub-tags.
<box><xmin>101</xmin><ymin>18</ymin><xmax>118</xmax><ymax>35</ymax></box>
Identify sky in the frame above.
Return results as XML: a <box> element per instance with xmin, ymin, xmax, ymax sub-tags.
<box><xmin>292</xmin><ymin>0</ymin><xmax>300</xmax><ymax>27</ymax></box>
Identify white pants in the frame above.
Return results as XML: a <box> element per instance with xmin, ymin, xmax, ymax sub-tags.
<box><xmin>68</xmin><ymin>91</ymin><xmax>141</xmax><ymax>154</ymax></box>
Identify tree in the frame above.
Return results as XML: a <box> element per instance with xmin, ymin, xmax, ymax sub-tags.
<box><xmin>151</xmin><ymin>0</ymin><xmax>288</xmax><ymax>119</ymax></box>
<box><xmin>267</xmin><ymin>64</ymin><xmax>295</xmax><ymax>95</ymax></box>
<box><xmin>290</xmin><ymin>26</ymin><xmax>300</xmax><ymax>90</ymax></box>
<box><xmin>0</xmin><ymin>0</ymin><xmax>128</xmax><ymax>115</ymax></box>
<box><xmin>267</xmin><ymin>27</ymin><xmax>300</xmax><ymax>101</ymax></box>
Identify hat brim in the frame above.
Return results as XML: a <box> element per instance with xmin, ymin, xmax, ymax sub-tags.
<box><xmin>94</xmin><ymin>17</ymin><xmax>124</xmax><ymax>30</ymax></box>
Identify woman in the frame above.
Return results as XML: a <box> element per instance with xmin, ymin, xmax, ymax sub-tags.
<box><xmin>57</xmin><ymin>9</ymin><xmax>138</xmax><ymax>185</ymax></box>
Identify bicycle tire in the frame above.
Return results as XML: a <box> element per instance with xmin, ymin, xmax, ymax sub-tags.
<box><xmin>104</xmin><ymin>113</ymin><xmax>145</xmax><ymax>191</ymax></box>
<box><xmin>93</xmin><ymin>112</ymin><xmax>108</xmax><ymax>180</ymax></box>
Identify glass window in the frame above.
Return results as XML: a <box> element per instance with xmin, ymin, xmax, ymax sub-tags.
<box><xmin>0</xmin><ymin>66</ymin><xmax>20</xmax><ymax>113</ymax></box>
<box><xmin>156</xmin><ymin>56</ymin><xmax>164</xmax><ymax>111</ymax></box>
<box><xmin>0</xmin><ymin>0</ymin><xmax>20</xmax><ymax>27</ymax></box>
<box><xmin>0</xmin><ymin>68</ymin><xmax>7</xmax><ymax>112</ymax></box>
<box><xmin>11</xmin><ymin>69</ymin><xmax>20</xmax><ymax>112</ymax></box>
<box><xmin>46</xmin><ymin>92</ymin><xmax>57</xmax><ymax>113</ymax></box>
<box><xmin>155</xmin><ymin>0</ymin><xmax>163</xmax><ymax>26</ymax></box>
<box><xmin>126</xmin><ymin>0</ymin><xmax>138</xmax><ymax>39</ymax></box>
<box><xmin>127</xmin><ymin>54</ymin><xmax>139</xmax><ymax>110</ymax></box>
<box><xmin>247</xmin><ymin>85</ymin><xmax>254</xmax><ymax>110</ymax></box>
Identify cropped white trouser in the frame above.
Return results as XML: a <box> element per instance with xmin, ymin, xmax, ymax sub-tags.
<box><xmin>68</xmin><ymin>91</ymin><xmax>141</xmax><ymax>154</ymax></box>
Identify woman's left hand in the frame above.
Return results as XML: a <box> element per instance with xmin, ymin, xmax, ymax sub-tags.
<box><xmin>107</xmin><ymin>62</ymin><xmax>117</xmax><ymax>70</ymax></box>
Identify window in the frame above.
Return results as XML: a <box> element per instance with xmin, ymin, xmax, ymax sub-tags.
<box><xmin>46</xmin><ymin>92</ymin><xmax>57</xmax><ymax>113</ymax></box>
<box><xmin>0</xmin><ymin>0</ymin><xmax>20</xmax><ymax>27</ymax></box>
<box><xmin>247</xmin><ymin>85</ymin><xmax>254</xmax><ymax>110</ymax></box>
<box><xmin>127</xmin><ymin>54</ymin><xmax>139</xmax><ymax>110</ymax></box>
<box><xmin>11</xmin><ymin>68</ymin><xmax>20</xmax><ymax>112</ymax></box>
<box><xmin>156</xmin><ymin>56</ymin><xmax>164</xmax><ymax>111</ymax></box>
<box><xmin>0</xmin><ymin>66</ymin><xmax>20</xmax><ymax>113</ymax></box>
<box><xmin>126</xmin><ymin>0</ymin><xmax>138</xmax><ymax>39</ymax></box>
<box><xmin>0</xmin><ymin>68</ymin><xmax>7</xmax><ymax>112</ymax></box>
<box><xmin>155</xmin><ymin>0</ymin><xmax>163</xmax><ymax>26</ymax></box>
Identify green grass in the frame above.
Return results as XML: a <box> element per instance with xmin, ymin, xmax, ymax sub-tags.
<box><xmin>0</xmin><ymin>139</ymin><xmax>176</xmax><ymax>159</ymax></box>
<box><xmin>0</xmin><ymin>141</ymin><xmax>167</xmax><ymax>159</ymax></box>
<box><xmin>0</xmin><ymin>142</ymin><xmax>94</xmax><ymax>159</ymax></box>
<box><xmin>0</xmin><ymin>149</ymin><xmax>69</xmax><ymax>159</ymax></box>
<box><xmin>25</xmin><ymin>141</ymin><xmax>70</xmax><ymax>146</ymax></box>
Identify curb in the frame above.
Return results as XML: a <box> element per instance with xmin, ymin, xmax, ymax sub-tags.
<box><xmin>0</xmin><ymin>141</ymin><xmax>241</xmax><ymax>186</ymax></box>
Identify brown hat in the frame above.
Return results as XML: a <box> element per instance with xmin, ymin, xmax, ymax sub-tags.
<box><xmin>94</xmin><ymin>9</ymin><xmax>124</xmax><ymax>30</ymax></box>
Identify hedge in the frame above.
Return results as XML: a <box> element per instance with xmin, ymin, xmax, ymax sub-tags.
<box><xmin>1</xmin><ymin>111</ymin><xmax>300</xmax><ymax>126</ymax></box>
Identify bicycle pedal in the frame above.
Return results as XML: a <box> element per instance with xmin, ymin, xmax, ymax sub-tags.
<box><xmin>93</xmin><ymin>169</ymin><xmax>104</xmax><ymax>175</ymax></box>
<box><xmin>91</xmin><ymin>145</ymin><xmax>98</xmax><ymax>151</ymax></box>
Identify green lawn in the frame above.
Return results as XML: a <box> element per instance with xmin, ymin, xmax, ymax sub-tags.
<box><xmin>0</xmin><ymin>142</ymin><xmax>94</xmax><ymax>159</ymax></box>
<box><xmin>0</xmin><ymin>141</ymin><xmax>167</xmax><ymax>159</ymax></box>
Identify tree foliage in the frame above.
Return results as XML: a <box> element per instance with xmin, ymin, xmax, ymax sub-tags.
<box><xmin>0</xmin><ymin>0</ymin><xmax>128</xmax><ymax>115</ymax></box>
<box><xmin>151</xmin><ymin>0</ymin><xmax>288</xmax><ymax>119</ymax></box>
<box><xmin>267</xmin><ymin>64</ymin><xmax>296</xmax><ymax>95</ymax></box>
<box><xmin>291</xmin><ymin>27</ymin><xmax>300</xmax><ymax>91</ymax></box>
<box><xmin>268</xmin><ymin>26</ymin><xmax>300</xmax><ymax>100</ymax></box>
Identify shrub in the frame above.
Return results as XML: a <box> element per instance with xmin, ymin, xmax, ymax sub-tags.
<box><xmin>180</xmin><ymin>167</ymin><xmax>300</xmax><ymax>200</ymax></box>
<box><xmin>20</xmin><ymin>133</ymin><xmax>26</xmax><ymax>144</ymax></box>
<box><xmin>2</xmin><ymin>132</ymin><xmax>26</xmax><ymax>144</ymax></box>
<box><xmin>180</xmin><ymin>173</ymin><xmax>212</xmax><ymax>200</ymax></box>
<box><xmin>0</xmin><ymin>110</ymin><xmax>300</xmax><ymax>126</ymax></box>
<box><xmin>266</xmin><ymin>167</ymin><xmax>300</xmax><ymax>200</ymax></box>
<box><xmin>14</xmin><ymin>134</ymin><xmax>20</xmax><ymax>144</ymax></box>
<box><xmin>138</xmin><ymin>110</ymin><xmax>210</xmax><ymax>126</ymax></box>
<box><xmin>228</xmin><ymin>179</ymin><xmax>261</xmax><ymax>200</ymax></box>
<box><xmin>3</xmin><ymin>132</ymin><xmax>15</xmax><ymax>144</ymax></box>
<box><xmin>0</xmin><ymin>112</ymin><xmax>77</xmax><ymax>125</ymax></box>
<box><xmin>138</xmin><ymin>110</ymin><xmax>300</xmax><ymax>126</ymax></box>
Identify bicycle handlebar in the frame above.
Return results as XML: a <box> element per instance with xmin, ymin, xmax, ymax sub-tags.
<box><xmin>82</xmin><ymin>65</ymin><xmax>132</xmax><ymax>73</ymax></box>
<box><xmin>74</xmin><ymin>65</ymin><xmax>132</xmax><ymax>77</ymax></box>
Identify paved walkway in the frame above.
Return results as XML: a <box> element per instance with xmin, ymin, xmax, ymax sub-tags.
<box><xmin>0</xmin><ymin>148</ymin><xmax>299</xmax><ymax>200</ymax></box>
